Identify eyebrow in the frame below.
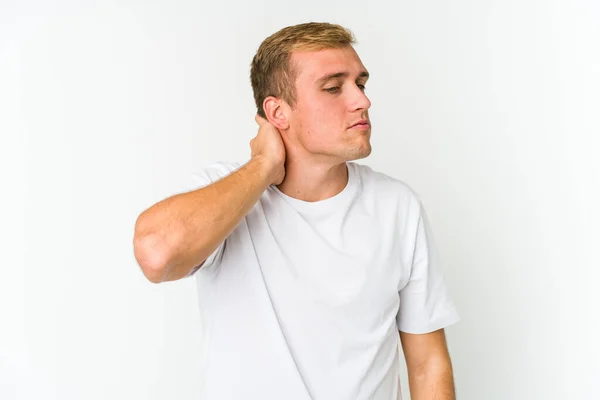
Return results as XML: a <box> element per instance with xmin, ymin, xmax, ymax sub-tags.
<box><xmin>315</xmin><ymin>71</ymin><xmax>370</xmax><ymax>85</ymax></box>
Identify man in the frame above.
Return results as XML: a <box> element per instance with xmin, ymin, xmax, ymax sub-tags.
<box><xmin>133</xmin><ymin>22</ymin><xmax>460</xmax><ymax>400</ymax></box>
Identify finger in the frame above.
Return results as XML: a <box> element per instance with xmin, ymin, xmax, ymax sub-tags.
<box><xmin>255</xmin><ymin>114</ymin><xmax>267</xmax><ymax>126</ymax></box>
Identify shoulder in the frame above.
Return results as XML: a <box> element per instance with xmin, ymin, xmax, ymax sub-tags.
<box><xmin>195</xmin><ymin>159</ymin><xmax>246</xmax><ymax>178</ymax></box>
<box><xmin>191</xmin><ymin>159</ymin><xmax>247</xmax><ymax>182</ymax></box>
<box><xmin>181</xmin><ymin>159</ymin><xmax>247</xmax><ymax>192</ymax></box>
<box><xmin>350</xmin><ymin>161</ymin><xmax>422</xmax><ymax>205</ymax></box>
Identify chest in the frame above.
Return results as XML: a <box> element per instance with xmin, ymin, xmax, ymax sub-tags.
<box><xmin>242</xmin><ymin>198</ymin><xmax>407</xmax><ymax>328</ymax></box>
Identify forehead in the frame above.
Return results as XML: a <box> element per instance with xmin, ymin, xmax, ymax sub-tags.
<box><xmin>291</xmin><ymin>47</ymin><xmax>368</xmax><ymax>82</ymax></box>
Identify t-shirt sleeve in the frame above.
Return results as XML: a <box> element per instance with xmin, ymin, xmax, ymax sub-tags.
<box><xmin>181</xmin><ymin>160</ymin><xmax>245</xmax><ymax>278</ymax></box>
<box><xmin>396</xmin><ymin>196</ymin><xmax>460</xmax><ymax>333</ymax></box>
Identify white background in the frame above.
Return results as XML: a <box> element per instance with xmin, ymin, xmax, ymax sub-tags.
<box><xmin>2</xmin><ymin>0</ymin><xmax>599</xmax><ymax>399</ymax></box>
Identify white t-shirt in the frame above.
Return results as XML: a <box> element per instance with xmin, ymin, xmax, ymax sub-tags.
<box><xmin>183</xmin><ymin>160</ymin><xmax>459</xmax><ymax>400</ymax></box>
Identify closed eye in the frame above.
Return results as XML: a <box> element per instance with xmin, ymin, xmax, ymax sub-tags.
<box><xmin>325</xmin><ymin>83</ymin><xmax>366</xmax><ymax>93</ymax></box>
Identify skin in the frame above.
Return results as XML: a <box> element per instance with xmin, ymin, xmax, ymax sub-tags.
<box><xmin>401</xmin><ymin>329</ymin><xmax>457</xmax><ymax>399</ymax></box>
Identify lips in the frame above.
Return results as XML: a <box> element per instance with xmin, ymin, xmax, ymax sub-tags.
<box><xmin>350</xmin><ymin>119</ymin><xmax>370</xmax><ymax>128</ymax></box>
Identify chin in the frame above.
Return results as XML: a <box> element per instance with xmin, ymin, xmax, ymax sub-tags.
<box><xmin>342</xmin><ymin>143</ymin><xmax>372</xmax><ymax>161</ymax></box>
<box><xmin>353</xmin><ymin>136</ymin><xmax>372</xmax><ymax>159</ymax></box>
<box><xmin>354</xmin><ymin>147</ymin><xmax>372</xmax><ymax>160</ymax></box>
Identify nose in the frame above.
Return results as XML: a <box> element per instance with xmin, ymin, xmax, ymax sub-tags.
<box><xmin>349</xmin><ymin>84</ymin><xmax>371</xmax><ymax>112</ymax></box>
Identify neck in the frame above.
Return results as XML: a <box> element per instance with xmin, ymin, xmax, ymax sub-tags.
<box><xmin>276</xmin><ymin>156</ymin><xmax>349</xmax><ymax>202</ymax></box>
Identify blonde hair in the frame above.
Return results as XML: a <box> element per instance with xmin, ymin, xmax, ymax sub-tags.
<box><xmin>250</xmin><ymin>22</ymin><xmax>356</xmax><ymax>117</ymax></box>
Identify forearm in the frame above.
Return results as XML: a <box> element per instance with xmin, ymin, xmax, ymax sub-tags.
<box><xmin>408</xmin><ymin>356</ymin><xmax>455</xmax><ymax>400</ymax></box>
<box><xmin>133</xmin><ymin>156</ymin><xmax>274</xmax><ymax>282</ymax></box>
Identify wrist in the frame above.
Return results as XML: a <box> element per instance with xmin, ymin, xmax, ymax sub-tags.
<box><xmin>251</xmin><ymin>155</ymin><xmax>279</xmax><ymax>186</ymax></box>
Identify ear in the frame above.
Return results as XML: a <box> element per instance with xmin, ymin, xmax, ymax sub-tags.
<box><xmin>263</xmin><ymin>96</ymin><xmax>290</xmax><ymax>130</ymax></box>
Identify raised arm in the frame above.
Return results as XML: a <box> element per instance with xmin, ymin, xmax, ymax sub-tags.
<box><xmin>133</xmin><ymin>115</ymin><xmax>285</xmax><ymax>283</ymax></box>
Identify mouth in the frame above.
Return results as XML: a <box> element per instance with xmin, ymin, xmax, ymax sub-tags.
<box><xmin>349</xmin><ymin>120</ymin><xmax>371</xmax><ymax>130</ymax></box>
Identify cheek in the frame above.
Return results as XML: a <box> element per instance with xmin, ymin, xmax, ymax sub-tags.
<box><xmin>309</xmin><ymin>104</ymin><xmax>344</xmax><ymax>133</ymax></box>
<box><xmin>294</xmin><ymin>98</ymin><xmax>346</xmax><ymax>147</ymax></box>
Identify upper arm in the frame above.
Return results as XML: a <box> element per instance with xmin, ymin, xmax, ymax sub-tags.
<box><xmin>396</xmin><ymin>194</ymin><xmax>460</xmax><ymax>333</ymax></box>
<box><xmin>136</xmin><ymin>161</ymin><xmax>241</xmax><ymax>283</ymax></box>
<box><xmin>399</xmin><ymin>328</ymin><xmax>451</xmax><ymax>373</ymax></box>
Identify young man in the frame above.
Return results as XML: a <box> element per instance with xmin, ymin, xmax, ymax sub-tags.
<box><xmin>133</xmin><ymin>22</ymin><xmax>460</xmax><ymax>400</ymax></box>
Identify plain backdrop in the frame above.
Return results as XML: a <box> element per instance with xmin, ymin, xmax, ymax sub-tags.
<box><xmin>2</xmin><ymin>0</ymin><xmax>599</xmax><ymax>399</ymax></box>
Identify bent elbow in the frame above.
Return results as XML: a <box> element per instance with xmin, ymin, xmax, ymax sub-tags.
<box><xmin>133</xmin><ymin>228</ymin><xmax>170</xmax><ymax>284</ymax></box>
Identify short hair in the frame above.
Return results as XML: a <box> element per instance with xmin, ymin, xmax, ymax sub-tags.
<box><xmin>250</xmin><ymin>22</ymin><xmax>356</xmax><ymax>118</ymax></box>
